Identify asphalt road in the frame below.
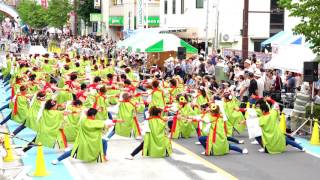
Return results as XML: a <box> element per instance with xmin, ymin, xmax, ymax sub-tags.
<box><xmin>175</xmin><ymin>134</ymin><xmax>320</xmax><ymax>180</ymax></box>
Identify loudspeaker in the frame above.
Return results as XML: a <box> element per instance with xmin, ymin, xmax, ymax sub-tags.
<box><xmin>177</xmin><ymin>47</ymin><xmax>186</xmax><ymax>60</ymax></box>
<box><xmin>304</xmin><ymin>62</ymin><xmax>318</xmax><ymax>82</ymax></box>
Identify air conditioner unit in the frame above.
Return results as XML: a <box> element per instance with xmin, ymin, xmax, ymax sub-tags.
<box><xmin>220</xmin><ymin>33</ymin><xmax>234</xmax><ymax>43</ymax></box>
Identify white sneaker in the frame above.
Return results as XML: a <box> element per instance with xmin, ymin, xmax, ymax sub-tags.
<box><xmin>195</xmin><ymin>141</ymin><xmax>201</xmax><ymax>145</ymax></box>
<box><xmin>238</xmin><ymin>140</ymin><xmax>245</xmax><ymax>144</ymax></box>
<box><xmin>242</xmin><ymin>148</ymin><xmax>248</xmax><ymax>154</ymax></box>
<box><xmin>301</xmin><ymin>148</ymin><xmax>306</xmax><ymax>152</ymax></box>
<box><xmin>125</xmin><ymin>155</ymin><xmax>134</xmax><ymax>160</ymax></box>
<box><xmin>64</xmin><ymin>147</ymin><xmax>71</xmax><ymax>152</ymax></box>
<box><xmin>51</xmin><ymin>159</ymin><xmax>58</xmax><ymax>165</ymax></box>
<box><xmin>258</xmin><ymin>148</ymin><xmax>265</xmax><ymax>153</ymax></box>
<box><xmin>16</xmin><ymin>149</ymin><xmax>25</xmax><ymax>156</ymax></box>
<box><xmin>251</xmin><ymin>140</ymin><xmax>259</xmax><ymax>145</ymax></box>
<box><xmin>201</xmin><ymin>151</ymin><xmax>206</xmax><ymax>155</ymax></box>
<box><xmin>135</xmin><ymin>136</ymin><xmax>142</xmax><ymax>140</ymax></box>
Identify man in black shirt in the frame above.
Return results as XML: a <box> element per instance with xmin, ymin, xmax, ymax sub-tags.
<box><xmin>248</xmin><ymin>72</ymin><xmax>258</xmax><ymax>104</ymax></box>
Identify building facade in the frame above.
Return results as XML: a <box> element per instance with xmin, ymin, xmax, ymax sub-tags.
<box><xmin>160</xmin><ymin>0</ymin><xmax>284</xmax><ymax>52</ymax></box>
<box><xmin>101</xmin><ymin>0</ymin><xmax>160</xmax><ymax>40</ymax></box>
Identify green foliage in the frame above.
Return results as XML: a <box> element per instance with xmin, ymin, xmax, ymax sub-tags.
<box><xmin>48</xmin><ymin>0</ymin><xmax>73</xmax><ymax>29</ymax></box>
<box><xmin>279</xmin><ymin>0</ymin><xmax>320</xmax><ymax>55</ymax></box>
<box><xmin>0</xmin><ymin>12</ymin><xmax>6</xmax><ymax>22</ymax></box>
<box><xmin>17</xmin><ymin>0</ymin><xmax>49</xmax><ymax>29</ymax></box>
<box><xmin>77</xmin><ymin>0</ymin><xmax>100</xmax><ymax>25</ymax></box>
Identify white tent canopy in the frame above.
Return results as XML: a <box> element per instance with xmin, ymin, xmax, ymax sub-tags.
<box><xmin>265</xmin><ymin>44</ymin><xmax>316</xmax><ymax>73</ymax></box>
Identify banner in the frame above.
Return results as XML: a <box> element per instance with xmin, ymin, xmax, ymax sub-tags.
<box><xmin>94</xmin><ymin>0</ymin><xmax>101</xmax><ymax>9</ymax></box>
<box><xmin>136</xmin><ymin>0</ymin><xmax>145</xmax><ymax>29</ymax></box>
<box><xmin>90</xmin><ymin>13</ymin><xmax>102</xmax><ymax>22</ymax></box>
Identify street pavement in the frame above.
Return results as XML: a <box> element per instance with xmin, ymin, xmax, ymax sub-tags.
<box><xmin>175</xmin><ymin>134</ymin><xmax>320</xmax><ymax>180</ymax></box>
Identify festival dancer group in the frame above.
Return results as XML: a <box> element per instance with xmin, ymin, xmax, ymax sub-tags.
<box><xmin>0</xmin><ymin>50</ymin><xmax>304</xmax><ymax>165</ymax></box>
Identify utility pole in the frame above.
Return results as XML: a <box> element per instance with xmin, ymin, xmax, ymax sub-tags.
<box><xmin>242</xmin><ymin>0</ymin><xmax>249</xmax><ymax>60</ymax></box>
<box><xmin>205</xmin><ymin>0</ymin><xmax>210</xmax><ymax>58</ymax></box>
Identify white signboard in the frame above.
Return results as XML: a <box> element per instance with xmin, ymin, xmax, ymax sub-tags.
<box><xmin>136</xmin><ymin>0</ymin><xmax>145</xmax><ymax>29</ymax></box>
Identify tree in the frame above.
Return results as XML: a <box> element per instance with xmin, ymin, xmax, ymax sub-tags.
<box><xmin>279</xmin><ymin>0</ymin><xmax>320</xmax><ymax>55</ymax></box>
<box><xmin>77</xmin><ymin>0</ymin><xmax>100</xmax><ymax>26</ymax></box>
<box><xmin>47</xmin><ymin>0</ymin><xmax>73</xmax><ymax>29</ymax></box>
<box><xmin>17</xmin><ymin>0</ymin><xmax>49</xmax><ymax>29</ymax></box>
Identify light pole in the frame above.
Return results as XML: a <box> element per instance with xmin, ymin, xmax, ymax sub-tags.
<box><xmin>205</xmin><ymin>0</ymin><xmax>210</xmax><ymax>58</ymax></box>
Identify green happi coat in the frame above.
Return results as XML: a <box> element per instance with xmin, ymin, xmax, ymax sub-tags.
<box><xmin>25</xmin><ymin>99</ymin><xmax>43</xmax><ymax>131</ymax></box>
<box><xmin>93</xmin><ymin>94</ymin><xmax>109</xmax><ymax>120</ymax></box>
<box><xmin>56</xmin><ymin>83</ymin><xmax>73</xmax><ymax>104</ymax></box>
<box><xmin>115</xmin><ymin>101</ymin><xmax>141</xmax><ymax>137</ymax></box>
<box><xmin>205</xmin><ymin>115</ymin><xmax>229</xmax><ymax>156</ymax></box>
<box><xmin>106</xmin><ymin>89</ymin><xmax>120</xmax><ymax>105</ymax></box>
<box><xmin>12</xmin><ymin>95</ymin><xmax>29</xmax><ymax>124</ymax></box>
<box><xmin>150</xmin><ymin>89</ymin><xmax>166</xmax><ymax>109</ymax></box>
<box><xmin>171</xmin><ymin>103</ymin><xmax>196</xmax><ymax>139</ymax></box>
<box><xmin>259</xmin><ymin>110</ymin><xmax>286</xmax><ymax>154</ymax></box>
<box><xmin>167</xmin><ymin>87</ymin><xmax>182</xmax><ymax>104</ymax></box>
<box><xmin>143</xmin><ymin>116</ymin><xmax>172</xmax><ymax>158</ymax></box>
<box><xmin>71</xmin><ymin>118</ymin><xmax>105</xmax><ymax>162</ymax></box>
<box><xmin>223</xmin><ymin>99</ymin><xmax>246</xmax><ymax>137</ymax></box>
<box><xmin>64</xmin><ymin>106</ymin><xmax>82</xmax><ymax>142</ymax></box>
<box><xmin>36</xmin><ymin>110</ymin><xmax>65</xmax><ymax>148</ymax></box>
<box><xmin>193</xmin><ymin>94</ymin><xmax>209</xmax><ymax>114</ymax></box>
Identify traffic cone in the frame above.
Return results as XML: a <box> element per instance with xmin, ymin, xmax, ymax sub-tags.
<box><xmin>4</xmin><ymin>133</ymin><xmax>14</xmax><ymax>162</ymax></box>
<box><xmin>279</xmin><ymin>113</ymin><xmax>286</xmax><ymax>134</ymax></box>
<box><xmin>31</xmin><ymin>143</ymin><xmax>49</xmax><ymax>177</ymax></box>
<box><xmin>310</xmin><ymin>119</ymin><xmax>320</xmax><ymax>145</ymax></box>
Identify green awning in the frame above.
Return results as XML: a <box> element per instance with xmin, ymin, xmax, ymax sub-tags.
<box><xmin>180</xmin><ymin>40</ymin><xmax>198</xmax><ymax>53</ymax></box>
<box><xmin>145</xmin><ymin>40</ymin><xmax>164</xmax><ymax>52</ymax></box>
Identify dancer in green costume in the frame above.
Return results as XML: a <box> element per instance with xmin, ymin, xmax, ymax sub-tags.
<box><xmin>170</xmin><ymin>95</ymin><xmax>196</xmax><ymax>139</ymax></box>
<box><xmin>35</xmin><ymin>100</ymin><xmax>67</xmax><ymax>149</ymax></box>
<box><xmin>253</xmin><ymin>98</ymin><xmax>304</xmax><ymax>154</ymax></box>
<box><xmin>93</xmin><ymin>86</ymin><xmax>110</xmax><ymax>121</ymax></box>
<box><xmin>52</xmin><ymin>108</ymin><xmax>118</xmax><ymax>164</ymax></box>
<box><xmin>149</xmin><ymin>80</ymin><xmax>166</xmax><ymax>109</ymax></box>
<box><xmin>11</xmin><ymin>91</ymin><xmax>46</xmax><ymax>135</ymax></box>
<box><xmin>126</xmin><ymin>106</ymin><xmax>172</xmax><ymax>160</ymax></box>
<box><xmin>196</xmin><ymin>104</ymin><xmax>248</xmax><ymax>156</ymax></box>
<box><xmin>222</xmin><ymin>92</ymin><xmax>246</xmax><ymax>144</ymax></box>
<box><xmin>11</xmin><ymin>86</ymin><xmax>29</xmax><ymax>124</ymax></box>
<box><xmin>64</xmin><ymin>99</ymin><xmax>83</xmax><ymax>142</ymax></box>
<box><xmin>114</xmin><ymin>93</ymin><xmax>144</xmax><ymax>138</ymax></box>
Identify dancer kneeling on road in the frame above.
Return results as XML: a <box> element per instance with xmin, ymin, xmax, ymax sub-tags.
<box><xmin>254</xmin><ymin>98</ymin><xmax>304</xmax><ymax>153</ymax></box>
<box><xmin>126</xmin><ymin>106</ymin><xmax>172</xmax><ymax>160</ymax></box>
<box><xmin>52</xmin><ymin>108</ymin><xmax>120</xmax><ymax>164</ymax></box>
<box><xmin>195</xmin><ymin>103</ymin><xmax>248</xmax><ymax>156</ymax></box>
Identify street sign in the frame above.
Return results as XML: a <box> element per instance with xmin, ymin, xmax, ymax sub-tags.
<box><xmin>136</xmin><ymin>0</ymin><xmax>145</xmax><ymax>29</ymax></box>
<box><xmin>90</xmin><ymin>13</ymin><xmax>102</xmax><ymax>22</ymax></box>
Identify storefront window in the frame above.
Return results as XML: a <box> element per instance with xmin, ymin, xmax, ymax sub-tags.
<box><xmin>173</xmin><ymin>0</ymin><xmax>176</xmax><ymax>14</ymax></box>
<box><xmin>164</xmin><ymin>0</ymin><xmax>168</xmax><ymax>14</ymax></box>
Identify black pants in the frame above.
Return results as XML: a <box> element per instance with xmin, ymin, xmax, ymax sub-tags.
<box><xmin>131</xmin><ymin>141</ymin><xmax>144</xmax><ymax>157</ymax></box>
<box><xmin>23</xmin><ymin>136</ymin><xmax>36</xmax><ymax>152</ymax></box>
